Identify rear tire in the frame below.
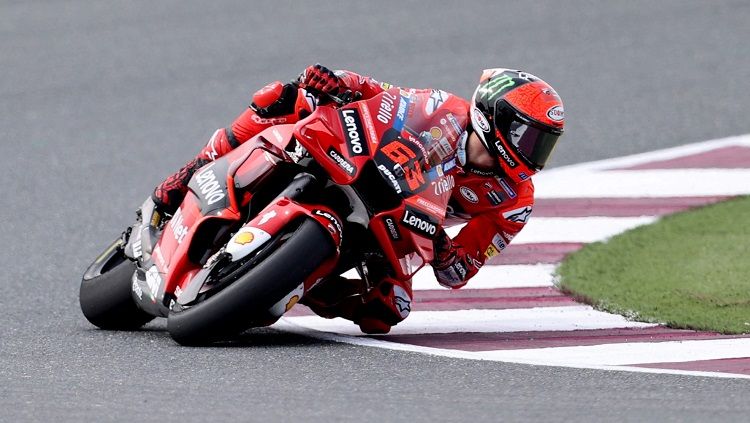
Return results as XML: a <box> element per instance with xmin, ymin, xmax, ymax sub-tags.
<box><xmin>167</xmin><ymin>219</ymin><xmax>335</xmax><ymax>345</ymax></box>
<box><xmin>80</xmin><ymin>240</ymin><xmax>155</xmax><ymax>330</ymax></box>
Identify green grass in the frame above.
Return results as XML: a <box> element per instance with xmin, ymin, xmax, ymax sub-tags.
<box><xmin>557</xmin><ymin>195</ymin><xmax>750</xmax><ymax>334</ymax></box>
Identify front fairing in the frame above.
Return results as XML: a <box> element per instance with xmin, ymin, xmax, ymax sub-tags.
<box><xmin>293</xmin><ymin>89</ymin><xmax>465</xmax><ymax>270</ymax></box>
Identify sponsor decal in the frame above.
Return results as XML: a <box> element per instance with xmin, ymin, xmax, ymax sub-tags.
<box><xmin>285</xmin><ymin>295</ymin><xmax>300</xmax><ymax>312</ymax></box>
<box><xmin>443</xmin><ymin>158</ymin><xmax>457</xmax><ymax>173</ymax></box>
<box><xmin>416</xmin><ymin>197</ymin><xmax>444</xmax><ymax>216</ymax></box>
<box><xmin>379</xmin><ymin>139</ymin><xmax>425</xmax><ymax>192</ymax></box>
<box><xmin>497</xmin><ymin>178</ymin><xmax>517</xmax><ymax>199</ymax></box>
<box><xmin>204</xmin><ymin>129</ymin><xmax>222</xmax><ymax>161</ymax></box>
<box><xmin>446</xmin><ymin>113</ymin><xmax>463</xmax><ymax>135</ymax></box>
<box><xmin>131</xmin><ymin>238</ymin><xmax>142</xmax><ymax>259</ymax></box>
<box><xmin>314</xmin><ymin>209</ymin><xmax>343</xmax><ymax>238</ymax></box>
<box><xmin>251</xmin><ymin>114</ymin><xmax>288</xmax><ymax>125</ymax></box>
<box><xmin>493</xmin><ymin>141</ymin><xmax>518</xmax><ymax>168</ymax></box>
<box><xmin>394</xmin><ymin>95</ymin><xmax>409</xmax><ymax>131</ymax></box>
<box><xmin>170</xmin><ymin>208</ymin><xmax>188</xmax><ymax>244</ymax></box>
<box><xmin>327</xmin><ymin>147</ymin><xmax>356</xmax><ymax>176</ymax></box>
<box><xmin>486</xmin><ymin>191</ymin><xmax>503</xmax><ymax>206</ymax></box>
<box><xmin>145</xmin><ymin>265</ymin><xmax>162</xmax><ymax>301</ymax></box>
<box><xmin>195</xmin><ymin>163</ymin><xmax>227</xmax><ymax>206</ymax></box>
<box><xmin>547</xmin><ymin>105</ymin><xmax>564</xmax><ymax>122</ymax></box>
<box><xmin>339</xmin><ymin>109</ymin><xmax>369</xmax><ymax>156</ymax></box>
<box><xmin>259</xmin><ymin>210</ymin><xmax>276</xmax><ymax>225</ymax></box>
<box><xmin>358</xmin><ymin>103</ymin><xmax>379</xmax><ymax>145</ymax></box>
<box><xmin>425</xmin><ymin>90</ymin><xmax>448</xmax><ymax>115</ymax></box>
<box><xmin>459</xmin><ymin>186</ymin><xmax>479</xmax><ymax>203</ymax></box>
<box><xmin>380</xmin><ymin>82</ymin><xmax>392</xmax><ymax>90</ymax></box>
<box><xmin>454</xmin><ymin>260</ymin><xmax>468</xmax><ymax>279</ymax></box>
<box><xmin>471</xmin><ymin>107</ymin><xmax>490</xmax><ymax>133</ymax></box>
<box><xmin>485</xmin><ymin>74</ymin><xmax>516</xmax><ymax>101</ymax></box>
<box><xmin>484</xmin><ymin>244</ymin><xmax>499</xmax><ymax>259</ymax></box>
<box><xmin>393</xmin><ymin>285</ymin><xmax>412</xmax><ymax>318</ymax></box>
<box><xmin>377</xmin><ymin>164</ymin><xmax>402</xmax><ymax>194</ymax></box>
<box><xmin>503</xmin><ymin>231</ymin><xmax>516</xmax><ymax>241</ymax></box>
<box><xmin>132</xmin><ymin>278</ymin><xmax>143</xmax><ymax>300</ymax></box>
<box><xmin>503</xmin><ymin>206</ymin><xmax>532</xmax><ymax>224</ymax></box>
<box><xmin>234</xmin><ymin>231</ymin><xmax>255</xmax><ymax>245</ymax></box>
<box><xmin>286</xmin><ymin>139</ymin><xmax>309</xmax><ymax>163</ymax></box>
<box><xmin>518</xmin><ymin>172</ymin><xmax>529</xmax><ymax>181</ymax></box>
<box><xmin>383</xmin><ymin>216</ymin><xmax>401</xmax><ymax>241</ymax></box>
<box><xmin>469</xmin><ymin>167</ymin><xmax>495</xmax><ymax>177</ymax></box>
<box><xmin>491</xmin><ymin>233</ymin><xmax>507</xmax><ymax>251</ymax></box>
<box><xmin>429</xmin><ymin>127</ymin><xmax>443</xmax><ymax>140</ymax></box>
<box><xmin>401</xmin><ymin>206</ymin><xmax>438</xmax><ymax>237</ymax></box>
<box><xmin>433</xmin><ymin>174</ymin><xmax>455</xmax><ymax>196</ymax></box>
<box><xmin>376</xmin><ymin>91</ymin><xmax>397</xmax><ymax>124</ymax></box>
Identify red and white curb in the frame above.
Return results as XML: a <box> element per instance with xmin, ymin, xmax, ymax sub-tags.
<box><xmin>276</xmin><ymin>134</ymin><xmax>750</xmax><ymax>379</ymax></box>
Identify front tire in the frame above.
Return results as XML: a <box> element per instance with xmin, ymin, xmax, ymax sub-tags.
<box><xmin>80</xmin><ymin>239</ymin><xmax>155</xmax><ymax>330</ymax></box>
<box><xmin>167</xmin><ymin>219</ymin><xmax>335</xmax><ymax>345</ymax></box>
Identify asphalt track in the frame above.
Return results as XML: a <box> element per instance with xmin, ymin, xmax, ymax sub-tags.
<box><xmin>2</xmin><ymin>1</ymin><xmax>750</xmax><ymax>421</ymax></box>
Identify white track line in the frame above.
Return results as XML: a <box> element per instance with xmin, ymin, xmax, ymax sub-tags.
<box><xmin>534</xmin><ymin>169</ymin><xmax>750</xmax><ymax>199</ymax></box>
<box><xmin>444</xmin><ymin>216</ymin><xmax>657</xmax><ymax>243</ymax></box>
<box><xmin>274</xmin><ymin>321</ymin><xmax>750</xmax><ymax>379</ymax></box>
<box><xmin>281</xmin><ymin>307</ymin><xmax>656</xmax><ymax>336</ymax></box>
<box><xmin>543</xmin><ymin>133</ymin><xmax>750</xmax><ymax>173</ymax></box>
<box><xmin>478</xmin><ymin>338</ymin><xmax>750</xmax><ymax>366</ymax></box>
<box><xmin>411</xmin><ymin>263</ymin><xmax>556</xmax><ymax>290</ymax></box>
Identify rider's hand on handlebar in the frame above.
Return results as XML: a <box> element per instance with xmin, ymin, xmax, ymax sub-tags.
<box><xmin>299</xmin><ymin>64</ymin><xmax>345</xmax><ymax>95</ymax></box>
<box><xmin>298</xmin><ymin>64</ymin><xmax>362</xmax><ymax>104</ymax></box>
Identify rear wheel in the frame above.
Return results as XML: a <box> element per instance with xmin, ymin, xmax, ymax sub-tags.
<box><xmin>167</xmin><ymin>219</ymin><xmax>335</xmax><ymax>345</ymax></box>
<box><xmin>80</xmin><ymin>239</ymin><xmax>155</xmax><ymax>330</ymax></box>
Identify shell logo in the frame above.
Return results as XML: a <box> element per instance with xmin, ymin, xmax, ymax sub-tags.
<box><xmin>234</xmin><ymin>231</ymin><xmax>255</xmax><ymax>245</ymax></box>
<box><xmin>285</xmin><ymin>295</ymin><xmax>300</xmax><ymax>312</ymax></box>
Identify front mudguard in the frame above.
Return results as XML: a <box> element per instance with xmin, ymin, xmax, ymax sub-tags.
<box><xmin>174</xmin><ymin>197</ymin><xmax>343</xmax><ymax>308</ymax></box>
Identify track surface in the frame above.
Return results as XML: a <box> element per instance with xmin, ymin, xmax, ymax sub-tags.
<box><xmin>2</xmin><ymin>1</ymin><xmax>750</xmax><ymax>421</ymax></box>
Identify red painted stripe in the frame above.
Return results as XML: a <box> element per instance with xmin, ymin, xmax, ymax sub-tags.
<box><xmin>486</xmin><ymin>243</ymin><xmax>584</xmax><ymax>265</ymax></box>
<box><xmin>534</xmin><ymin>196</ymin><xmax>731</xmax><ymax>217</ymax></box>
<box><xmin>372</xmin><ymin>327</ymin><xmax>745</xmax><ymax>351</ymax></box>
<box><xmin>414</xmin><ymin>287</ymin><xmax>576</xmax><ymax>310</ymax></box>
<box><xmin>635</xmin><ymin>357</ymin><xmax>750</xmax><ymax>376</ymax></box>
<box><xmin>612</xmin><ymin>146</ymin><xmax>750</xmax><ymax>170</ymax></box>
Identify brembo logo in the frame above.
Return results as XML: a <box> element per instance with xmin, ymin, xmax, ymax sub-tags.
<box><xmin>340</xmin><ymin>109</ymin><xmax>369</xmax><ymax>157</ymax></box>
<box><xmin>493</xmin><ymin>140</ymin><xmax>518</xmax><ymax>168</ymax></box>
<box><xmin>401</xmin><ymin>207</ymin><xmax>437</xmax><ymax>238</ymax></box>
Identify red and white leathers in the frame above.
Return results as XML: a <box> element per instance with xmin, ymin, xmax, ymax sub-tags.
<box><xmin>152</xmin><ymin>69</ymin><xmax>534</xmax><ymax>333</ymax></box>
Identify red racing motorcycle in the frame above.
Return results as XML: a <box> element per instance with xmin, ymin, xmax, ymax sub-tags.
<box><xmin>80</xmin><ymin>85</ymin><xmax>463</xmax><ymax>345</ymax></box>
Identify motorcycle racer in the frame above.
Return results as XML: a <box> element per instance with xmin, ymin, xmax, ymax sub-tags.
<box><xmin>141</xmin><ymin>64</ymin><xmax>564</xmax><ymax>334</ymax></box>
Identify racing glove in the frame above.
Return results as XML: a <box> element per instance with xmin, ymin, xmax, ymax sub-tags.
<box><xmin>431</xmin><ymin>228</ymin><xmax>480</xmax><ymax>289</ymax></box>
<box><xmin>299</xmin><ymin>64</ymin><xmax>361</xmax><ymax>103</ymax></box>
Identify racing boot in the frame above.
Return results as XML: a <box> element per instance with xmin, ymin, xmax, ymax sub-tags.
<box><xmin>302</xmin><ymin>276</ymin><xmax>413</xmax><ymax>335</ymax></box>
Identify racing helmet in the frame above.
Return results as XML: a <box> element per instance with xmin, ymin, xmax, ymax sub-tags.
<box><xmin>470</xmin><ymin>68</ymin><xmax>564</xmax><ymax>183</ymax></box>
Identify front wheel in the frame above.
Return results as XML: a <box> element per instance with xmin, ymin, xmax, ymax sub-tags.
<box><xmin>167</xmin><ymin>219</ymin><xmax>335</xmax><ymax>345</ymax></box>
<box><xmin>79</xmin><ymin>239</ymin><xmax>155</xmax><ymax>330</ymax></box>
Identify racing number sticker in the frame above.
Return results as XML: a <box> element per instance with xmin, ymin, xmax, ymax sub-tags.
<box><xmin>380</xmin><ymin>140</ymin><xmax>425</xmax><ymax>191</ymax></box>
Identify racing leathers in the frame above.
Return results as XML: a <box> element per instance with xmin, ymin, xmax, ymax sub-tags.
<box><xmin>152</xmin><ymin>68</ymin><xmax>534</xmax><ymax>333</ymax></box>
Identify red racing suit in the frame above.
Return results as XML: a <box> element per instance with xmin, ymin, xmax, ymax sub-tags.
<box><xmin>154</xmin><ymin>70</ymin><xmax>534</xmax><ymax>333</ymax></box>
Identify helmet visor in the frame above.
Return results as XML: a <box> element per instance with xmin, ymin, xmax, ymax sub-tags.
<box><xmin>495</xmin><ymin>101</ymin><xmax>561</xmax><ymax>170</ymax></box>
